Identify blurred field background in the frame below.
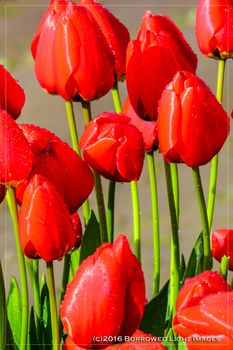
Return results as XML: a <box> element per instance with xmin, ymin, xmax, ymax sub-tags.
<box><xmin>0</xmin><ymin>0</ymin><xmax>233</xmax><ymax>298</ymax></box>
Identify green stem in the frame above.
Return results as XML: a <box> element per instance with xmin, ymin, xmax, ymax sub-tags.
<box><xmin>146</xmin><ymin>152</ymin><xmax>160</xmax><ymax>295</ymax></box>
<box><xmin>65</xmin><ymin>100</ymin><xmax>90</xmax><ymax>225</ymax></box>
<box><xmin>32</xmin><ymin>260</ymin><xmax>42</xmax><ymax>344</ymax></box>
<box><xmin>220</xmin><ymin>255</ymin><xmax>230</xmax><ymax>280</ymax></box>
<box><xmin>46</xmin><ymin>261</ymin><xmax>59</xmax><ymax>350</ymax></box>
<box><xmin>59</xmin><ymin>254</ymin><xmax>71</xmax><ymax>336</ymax></box>
<box><xmin>107</xmin><ymin>180</ymin><xmax>116</xmax><ymax>243</ymax></box>
<box><xmin>207</xmin><ymin>60</ymin><xmax>225</xmax><ymax>229</ymax></box>
<box><xmin>6</xmin><ymin>187</ymin><xmax>29</xmax><ymax>350</ymax></box>
<box><xmin>130</xmin><ymin>181</ymin><xmax>141</xmax><ymax>261</ymax></box>
<box><xmin>164</xmin><ymin>162</ymin><xmax>180</xmax><ymax>317</ymax></box>
<box><xmin>170</xmin><ymin>163</ymin><xmax>179</xmax><ymax>221</ymax></box>
<box><xmin>107</xmin><ymin>80</ymin><xmax>122</xmax><ymax>242</ymax></box>
<box><xmin>81</xmin><ymin>101</ymin><xmax>108</xmax><ymax>243</ymax></box>
<box><xmin>192</xmin><ymin>167</ymin><xmax>212</xmax><ymax>270</ymax></box>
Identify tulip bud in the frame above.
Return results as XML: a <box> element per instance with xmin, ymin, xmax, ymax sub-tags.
<box><xmin>196</xmin><ymin>0</ymin><xmax>233</xmax><ymax>59</ymax></box>
<box><xmin>19</xmin><ymin>174</ymin><xmax>77</xmax><ymax>261</ymax></box>
<box><xmin>212</xmin><ymin>229</ymin><xmax>233</xmax><ymax>270</ymax></box>
<box><xmin>0</xmin><ymin>110</ymin><xmax>33</xmax><ymax>187</ymax></box>
<box><xmin>158</xmin><ymin>71</ymin><xmax>230</xmax><ymax>167</ymax></box>
<box><xmin>0</xmin><ymin>65</ymin><xmax>25</xmax><ymax>120</ymax></box>
<box><xmin>79</xmin><ymin>113</ymin><xmax>145</xmax><ymax>182</ymax></box>
<box><xmin>60</xmin><ymin>235</ymin><xmax>146</xmax><ymax>348</ymax></box>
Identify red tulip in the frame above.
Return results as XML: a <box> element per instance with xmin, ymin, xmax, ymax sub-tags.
<box><xmin>78</xmin><ymin>0</ymin><xmax>130</xmax><ymax>79</ymax></box>
<box><xmin>79</xmin><ymin>113</ymin><xmax>145</xmax><ymax>182</ymax></box>
<box><xmin>60</xmin><ymin>235</ymin><xmax>145</xmax><ymax>348</ymax></box>
<box><xmin>63</xmin><ymin>330</ymin><xmax>166</xmax><ymax>350</ymax></box>
<box><xmin>0</xmin><ymin>110</ymin><xmax>33</xmax><ymax>186</ymax></box>
<box><xmin>19</xmin><ymin>174</ymin><xmax>77</xmax><ymax>261</ymax></box>
<box><xmin>176</xmin><ymin>271</ymin><xmax>231</xmax><ymax>312</ymax></box>
<box><xmin>126</xmin><ymin>11</ymin><xmax>197</xmax><ymax>121</ymax></box>
<box><xmin>31</xmin><ymin>0</ymin><xmax>115</xmax><ymax>101</ymax></box>
<box><xmin>16</xmin><ymin>124</ymin><xmax>94</xmax><ymax>213</ymax></box>
<box><xmin>196</xmin><ymin>0</ymin><xmax>233</xmax><ymax>59</ymax></box>
<box><xmin>157</xmin><ymin>71</ymin><xmax>230</xmax><ymax>167</ymax></box>
<box><xmin>0</xmin><ymin>65</ymin><xmax>25</xmax><ymax>120</ymax></box>
<box><xmin>174</xmin><ymin>291</ymin><xmax>233</xmax><ymax>349</ymax></box>
<box><xmin>212</xmin><ymin>229</ymin><xmax>233</xmax><ymax>270</ymax></box>
<box><xmin>0</xmin><ymin>185</ymin><xmax>5</xmax><ymax>204</ymax></box>
<box><xmin>122</xmin><ymin>96</ymin><xmax>158</xmax><ymax>152</ymax></box>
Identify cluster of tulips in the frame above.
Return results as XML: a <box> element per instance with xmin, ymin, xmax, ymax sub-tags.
<box><xmin>1</xmin><ymin>0</ymin><xmax>233</xmax><ymax>349</ymax></box>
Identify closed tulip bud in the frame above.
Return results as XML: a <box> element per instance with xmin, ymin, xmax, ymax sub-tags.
<box><xmin>60</xmin><ymin>235</ymin><xmax>146</xmax><ymax>348</ymax></box>
<box><xmin>78</xmin><ymin>0</ymin><xmax>130</xmax><ymax>79</ymax></box>
<box><xmin>31</xmin><ymin>0</ymin><xmax>115</xmax><ymax>101</ymax></box>
<box><xmin>126</xmin><ymin>11</ymin><xmax>197</xmax><ymax>121</ymax></box>
<box><xmin>212</xmin><ymin>229</ymin><xmax>233</xmax><ymax>270</ymax></box>
<box><xmin>0</xmin><ymin>65</ymin><xmax>25</xmax><ymax>120</ymax></box>
<box><xmin>122</xmin><ymin>96</ymin><xmax>158</xmax><ymax>152</ymax></box>
<box><xmin>19</xmin><ymin>174</ymin><xmax>77</xmax><ymax>261</ymax></box>
<box><xmin>16</xmin><ymin>124</ymin><xmax>94</xmax><ymax>213</ymax></box>
<box><xmin>79</xmin><ymin>113</ymin><xmax>145</xmax><ymax>182</ymax></box>
<box><xmin>0</xmin><ymin>111</ymin><xmax>33</xmax><ymax>186</ymax></box>
<box><xmin>196</xmin><ymin>0</ymin><xmax>233</xmax><ymax>59</ymax></box>
<box><xmin>0</xmin><ymin>185</ymin><xmax>6</xmax><ymax>204</ymax></box>
<box><xmin>158</xmin><ymin>71</ymin><xmax>230</xmax><ymax>167</ymax></box>
<box><xmin>176</xmin><ymin>271</ymin><xmax>231</xmax><ymax>312</ymax></box>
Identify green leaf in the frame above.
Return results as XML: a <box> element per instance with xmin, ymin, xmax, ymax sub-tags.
<box><xmin>178</xmin><ymin>340</ymin><xmax>188</xmax><ymax>349</ymax></box>
<box><xmin>0</xmin><ymin>260</ymin><xmax>6</xmax><ymax>350</ymax></box>
<box><xmin>28</xmin><ymin>306</ymin><xmax>40</xmax><ymax>349</ymax></box>
<box><xmin>139</xmin><ymin>281</ymin><xmax>169</xmax><ymax>336</ymax></box>
<box><xmin>7</xmin><ymin>277</ymin><xmax>22</xmax><ymax>349</ymax></box>
<box><xmin>40</xmin><ymin>274</ymin><xmax>52</xmax><ymax>349</ymax></box>
<box><xmin>79</xmin><ymin>210</ymin><xmax>101</xmax><ymax>264</ymax></box>
<box><xmin>182</xmin><ymin>232</ymin><xmax>203</xmax><ymax>285</ymax></box>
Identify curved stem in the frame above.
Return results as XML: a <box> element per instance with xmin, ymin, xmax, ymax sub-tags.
<box><xmin>81</xmin><ymin>101</ymin><xmax>108</xmax><ymax>243</ymax></box>
<box><xmin>65</xmin><ymin>100</ymin><xmax>90</xmax><ymax>225</ymax></box>
<box><xmin>207</xmin><ymin>60</ymin><xmax>226</xmax><ymax>229</ymax></box>
<box><xmin>192</xmin><ymin>167</ymin><xmax>212</xmax><ymax>270</ymax></box>
<box><xmin>46</xmin><ymin>261</ymin><xmax>59</xmax><ymax>350</ymax></box>
<box><xmin>164</xmin><ymin>162</ymin><xmax>180</xmax><ymax>317</ymax></box>
<box><xmin>6</xmin><ymin>187</ymin><xmax>29</xmax><ymax>350</ymax></box>
<box><xmin>146</xmin><ymin>152</ymin><xmax>160</xmax><ymax>295</ymax></box>
<box><xmin>130</xmin><ymin>181</ymin><xmax>141</xmax><ymax>261</ymax></box>
<box><xmin>107</xmin><ymin>180</ymin><xmax>116</xmax><ymax>243</ymax></box>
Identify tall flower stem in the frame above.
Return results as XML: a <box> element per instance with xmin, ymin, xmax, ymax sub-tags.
<box><xmin>6</xmin><ymin>187</ymin><xmax>29</xmax><ymax>350</ymax></box>
<box><xmin>164</xmin><ymin>162</ymin><xmax>180</xmax><ymax>317</ymax></box>
<box><xmin>207</xmin><ymin>59</ymin><xmax>225</xmax><ymax>229</ymax></box>
<box><xmin>46</xmin><ymin>261</ymin><xmax>59</xmax><ymax>350</ymax></box>
<box><xmin>107</xmin><ymin>80</ymin><xmax>123</xmax><ymax>242</ymax></box>
<box><xmin>81</xmin><ymin>101</ymin><xmax>108</xmax><ymax>243</ymax></box>
<box><xmin>220</xmin><ymin>255</ymin><xmax>230</xmax><ymax>281</ymax></box>
<box><xmin>131</xmin><ymin>180</ymin><xmax>141</xmax><ymax>261</ymax></box>
<box><xmin>170</xmin><ymin>163</ymin><xmax>179</xmax><ymax>220</ymax></box>
<box><xmin>65</xmin><ymin>100</ymin><xmax>90</xmax><ymax>225</ymax></box>
<box><xmin>147</xmin><ymin>152</ymin><xmax>160</xmax><ymax>295</ymax></box>
<box><xmin>192</xmin><ymin>167</ymin><xmax>212</xmax><ymax>270</ymax></box>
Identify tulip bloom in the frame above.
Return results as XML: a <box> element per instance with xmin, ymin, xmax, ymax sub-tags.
<box><xmin>0</xmin><ymin>111</ymin><xmax>33</xmax><ymax>186</ymax></box>
<box><xmin>60</xmin><ymin>235</ymin><xmax>145</xmax><ymax>348</ymax></box>
<box><xmin>78</xmin><ymin>0</ymin><xmax>130</xmax><ymax>78</ymax></box>
<box><xmin>176</xmin><ymin>270</ymin><xmax>231</xmax><ymax>312</ymax></box>
<box><xmin>0</xmin><ymin>65</ymin><xmax>25</xmax><ymax>120</ymax></box>
<box><xmin>212</xmin><ymin>229</ymin><xmax>233</xmax><ymax>270</ymax></box>
<box><xmin>63</xmin><ymin>330</ymin><xmax>165</xmax><ymax>350</ymax></box>
<box><xmin>122</xmin><ymin>96</ymin><xmax>158</xmax><ymax>152</ymax></box>
<box><xmin>79</xmin><ymin>113</ymin><xmax>145</xmax><ymax>182</ymax></box>
<box><xmin>196</xmin><ymin>0</ymin><xmax>233</xmax><ymax>59</ymax></box>
<box><xmin>19</xmin><ymin>175</ymin><xmax>77</xmax><ymax>261</ymax></box>
<box><xmin>0</xmin><ymin>185</ymin><xmax>5</xmax><ymax>204</ymax></box>
<box><xmin>31</xmin><ymin>0</ymin><xmax>116</xmax><ymax>101</ymax></box>
<box><xmin>16</xmin><ymin>124</ymin><xmax>94</xmax><ymax>213</ymax></box>
<box><xmin>126</xmin><ymin>11</ymin><xmax>197</xmax><ymax>121</ymax></box>
<box><xmin>158</xmin><ymin>71</ymin><xmax>230</xmax><ymax>167</ymax></box>
<box><xmin>174</xmin><ymin>291</ymin><xmax>233</xmax><ymax>349</ymax></box>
